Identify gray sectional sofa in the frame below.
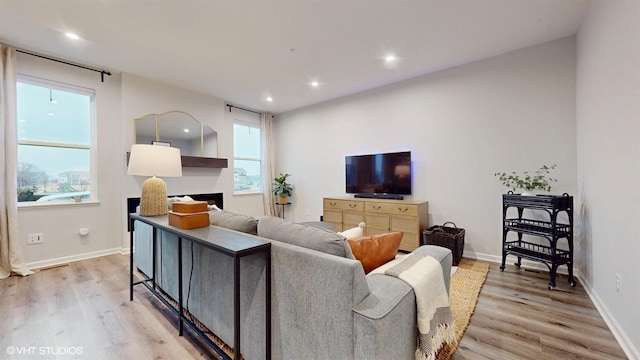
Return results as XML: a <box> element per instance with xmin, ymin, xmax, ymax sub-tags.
<box><xmin>133</xmin><ymin>212</ymin><xmax>452</xmax><ymax>360</ymax></box>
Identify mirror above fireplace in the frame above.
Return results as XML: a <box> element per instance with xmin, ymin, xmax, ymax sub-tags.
<box><xmin>134</xmin><ymin>111</ymin><xmax>227</xmax><ymax>168</ymax></box>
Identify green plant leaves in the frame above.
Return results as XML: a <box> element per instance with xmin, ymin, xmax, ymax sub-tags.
<box><xmin>273</xmin><ymin>173</ymin><xmax>293</xmax><ymax>196</ymax></box>
<box><xmin>494</xmin><ymin>164</ymin><xmax>557</xmax><ymax>192</ymax></box>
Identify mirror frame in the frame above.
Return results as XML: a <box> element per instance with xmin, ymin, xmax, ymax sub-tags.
<box><xmin>134</xmin><ymin>110</ymin><xmax>218</xmax><ymax>157</ymax></box>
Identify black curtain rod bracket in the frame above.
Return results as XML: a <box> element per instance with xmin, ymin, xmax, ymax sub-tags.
<box><xmin>227</xmin><ymin>104</ymin><xmax>262</xmax><ymax>115</ymax></box>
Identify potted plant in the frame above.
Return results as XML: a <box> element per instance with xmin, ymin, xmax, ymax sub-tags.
<box><xmin>273</xmin><ymin>173</ymin><xmax>293</xmax><ymax>204</ymax></box>
<box><xmin>494</xmin><ymin>164</ymin><xmax>557</xmax><ymax>195</ymax></box>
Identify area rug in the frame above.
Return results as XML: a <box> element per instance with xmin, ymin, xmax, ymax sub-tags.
<box><xmin>446</xmin><ymin>258</ymin><xmax>490</xmax><ymax>358</ymax></box>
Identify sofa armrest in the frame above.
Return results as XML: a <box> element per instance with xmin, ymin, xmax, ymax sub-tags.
<box><xmin>353</xmin><ymin>275</ymin><xmax>416</xmax><ymax>360</ymax></box>
<box><xmin>351</xmin><ymin>245</ymin><xmax>453</xmax><ymax>360</ymax></box>
<box><xmin>413</xmin><ymin>245</ymin><xmax>453</xmax><ymax>293</ymax></box>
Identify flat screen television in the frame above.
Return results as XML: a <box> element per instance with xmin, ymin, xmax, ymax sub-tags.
<box><xmin>345</xmin><ymin>151</ymin><xmax>412</xmax><ymax>198</ymax></box>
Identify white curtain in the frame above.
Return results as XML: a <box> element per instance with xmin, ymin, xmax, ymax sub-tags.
<box><xmin>261</xmin><ymin>113</ymin><xmax>277</xmax><ymax>216</ymax></box>
<box><xmin>0</xmin><ymin>45</ymin><xmax>32</xmax><ymax>278</ymax></box>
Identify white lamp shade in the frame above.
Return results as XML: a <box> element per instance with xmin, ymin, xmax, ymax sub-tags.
<box><xmin>128</xmin><ymin>144</ymin><xmax>182</xmax><ymax>177</ymax></box>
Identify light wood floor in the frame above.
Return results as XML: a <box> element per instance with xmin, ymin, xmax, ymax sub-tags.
<box><xmin>453</xmin><ymin>263</ymin><xmax>628</xmax><ymax>360</ymax></box>
<box><xmin>0</xmin><ymin>255</ymin><xmax>217</xmax><ymax>360</ymax></box>
<box><xmin>0</xmin><ymin>254</ymin><xmax>628</xmax><ymax>360</ymax></box>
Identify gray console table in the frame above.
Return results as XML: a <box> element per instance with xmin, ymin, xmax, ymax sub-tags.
<box><xmin>129</xmin><ymin>213</ymin><xmax>271</xmax><ymax>360</ymax></box>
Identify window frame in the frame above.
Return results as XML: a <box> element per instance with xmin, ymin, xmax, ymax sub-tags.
<box><xmin>16</xmin><ymin>74</ymin><xmax>98</xmax><ymax>207</ymax></box>
<box><xmin>233</xmin><ymin>119</ymin><xmax>262</xmax><ymax>195</ymax></box>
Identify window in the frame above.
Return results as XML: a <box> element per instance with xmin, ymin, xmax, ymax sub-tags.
<box><xmin>233</xmin><ymin>121</ymin><xmax>261</xmax><ymax>194</ymax></box>
<box><xmin>16</xmin><ymin>76</ymin><xmax>96</xmax><ymax>204</ymax></box>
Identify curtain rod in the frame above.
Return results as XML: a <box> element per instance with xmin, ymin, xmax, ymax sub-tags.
<box><xmin>226</xmin><ymin>104</ymin><xmax>262</xmax><ymax>115</ymax></box>
<box><xmin>9</xmin><ymin>47</ymin><xmax>112</xmax><ymax>82</ymax></box>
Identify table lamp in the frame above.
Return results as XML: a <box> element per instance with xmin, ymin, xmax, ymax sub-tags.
<box><xmin>127</xmin><ymin>144</ymin><xmax>182</xmax><ymax>216</ymax></box>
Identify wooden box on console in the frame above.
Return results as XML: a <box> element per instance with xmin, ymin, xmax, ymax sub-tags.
<box><xmin>168</xmin><ymin>211</ymin><xmax>210</xmax><ymax>229</ymax></box>
<box><xmin>172</xmin><ymin>201</ymin><xmax>209</xmax><ymax>213</ymax></box>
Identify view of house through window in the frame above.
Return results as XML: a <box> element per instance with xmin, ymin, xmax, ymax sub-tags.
<box><xmin>16</xmin><ymin>76</ymin><xmax>95</xmax><ymax>204</ymax></box>
<box><xmin>233</xmin><ymin>121</ymin><xmax>261</xmax><ymax>194</ymax></box>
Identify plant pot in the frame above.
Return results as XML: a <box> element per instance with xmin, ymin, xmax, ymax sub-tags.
<box><xmin>278</xmin><ymin>195</ymin><xmax>289</xmax><ymax>204</ymax></box>
<box><xmin>520</xmin><ymin>191</ymin><xmax>535</xmax><ymax>196</ymax></box>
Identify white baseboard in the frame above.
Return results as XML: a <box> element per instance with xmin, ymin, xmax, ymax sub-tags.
<box><xmin>469</xmin><ymin>251</ymin><xmax>639</xmax><ymax>360</ymax></box>
<box><xmin>579</xmin><ymin>277</ymin><xmax>640</xmax><ymax>360</ymax></box>
<box><xmin>26</xmin><ymin>247</ymin><xmax>125</xmax><ymax>271</ymax></box>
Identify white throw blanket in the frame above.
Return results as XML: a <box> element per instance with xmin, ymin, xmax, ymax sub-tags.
<box><xmin>370</xmin><ymin>253</ymin><xmax>456</xmax><ymax>360</ymax></box>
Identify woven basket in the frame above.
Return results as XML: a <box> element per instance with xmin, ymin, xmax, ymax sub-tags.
<box><xmin>423</xmin><ymin>222</ymin><xmax>465</xmax><ymax>266</ymax></box>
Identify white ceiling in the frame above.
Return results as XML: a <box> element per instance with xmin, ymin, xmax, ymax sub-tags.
<box><xmin>0</xmin><ymin>0</ymin><xmax>589</xmax><ymax>114</ymax></box>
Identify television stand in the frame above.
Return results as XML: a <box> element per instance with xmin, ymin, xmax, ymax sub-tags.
<box><xmin>323</xmin><ymin>196</ymin><xmax>428</xmax><ymax>251</ymax></box>
<box><xmin>354</xmin><ymin>193</ymin><xmax>404</xmax><ymax>200</ymax></box>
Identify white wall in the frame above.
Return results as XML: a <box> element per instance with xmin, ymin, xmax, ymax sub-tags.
<box><xmin>120</xmin><ymin>75</ymin><xmax>266</xmax><ymax>249</ymax></box>
<box><xmin>576</xmin><ymin>0</ymin><xmax>640</xmax><ymax>358</ymax></box>
<box><xmin>121</xmin><ymin>74</ymin><xmax>234</xmax><ymax>249</ymax></box>
<box><xmin>16</xmin><ymin>53</ymin><xmax>124</xmax><ymax>268</ymax></box>
<box><xmin>121</xmin><ymin>74</ymin><xmax>229</xmax><ymax>199</ymax></box>
<box><xmin>275</xmin><ymin>37</ymin><xmax>577</xmax><ymax>261</ymax></box>
<box><xmin>14</xmin><ymin>62</ymin><xmax>264</xmax><ymax>266</ymax></box>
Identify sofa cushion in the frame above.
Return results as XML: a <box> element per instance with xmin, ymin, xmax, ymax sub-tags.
<box><xmin>209</xmin><ymin>211</ymin><xmax>258</xmax><ymax>235</ymax></box>
<box><xmin>257</xmin><ymin>216</ymin><xmax>351</xmax><ymax>258</ymax></box>
<box><xmin>338</xmin><ymin>222</ymin><xmax>365</xmax><ymax>239</ymax></box>
<box><xmin>347</xmin><ymin>232</ymin><xmax>403</xmax><ymax>274</ymax></box>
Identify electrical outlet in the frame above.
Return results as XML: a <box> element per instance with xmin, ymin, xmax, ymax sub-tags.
<box><xmin>27</xmin><ymin>233</ymin><xmax>43</xmax><ymax>245</ymax></box>
<box><xmin>616</xmin><ymin>273</ymin><xmax>621</xmax><ymax>292</ymax></box>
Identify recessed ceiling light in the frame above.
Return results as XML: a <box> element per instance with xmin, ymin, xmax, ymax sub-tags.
<box><xmin>311</xmin><ymin>81</ymin><xmax>319</xmax><ymax>87</ymax></box>
<box><xmin>266</xmin><ymin>97</ymin><xmax>273</xmax><ymax>102</ymax></box>
<box><xmin>184</xmin><ymin>129</ymin><xmax>189</xmax><ymax>133</ymax></box>
<box><xmin>65</xmin><ymin>32</ymin><xmax>80</xmax><ymax>40</ymax></box>
<box><xmin>383</xmin><ymin>54</ymin><xmax>400</xmax><ymax>69</ymax></box>
<box><xmin>47</xmin><ymin>112</ymin><xmax>55</xmax><ymax>116</ymax></box>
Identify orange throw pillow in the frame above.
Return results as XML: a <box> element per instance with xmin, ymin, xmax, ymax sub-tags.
<box><xmin>347</xmin><ymin>232</ymin><xmax>403</xmax><ymax>274</ymax></box>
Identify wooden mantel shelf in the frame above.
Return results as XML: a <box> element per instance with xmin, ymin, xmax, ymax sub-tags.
<box><xmin>126</xmin><ymin>152</ymin><xmax>228</xmax><ymax>169</ymax></box>
<box><xmin>181</xmin><ymin>155</ymin><xmax>228</xmax><ymax>168</ymax></box>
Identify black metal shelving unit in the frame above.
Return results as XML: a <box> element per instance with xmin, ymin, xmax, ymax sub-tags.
<box><xmin>500</xmin><ymin>192</ymin><xmax>575</xmax><ymax>290</ymax></box>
